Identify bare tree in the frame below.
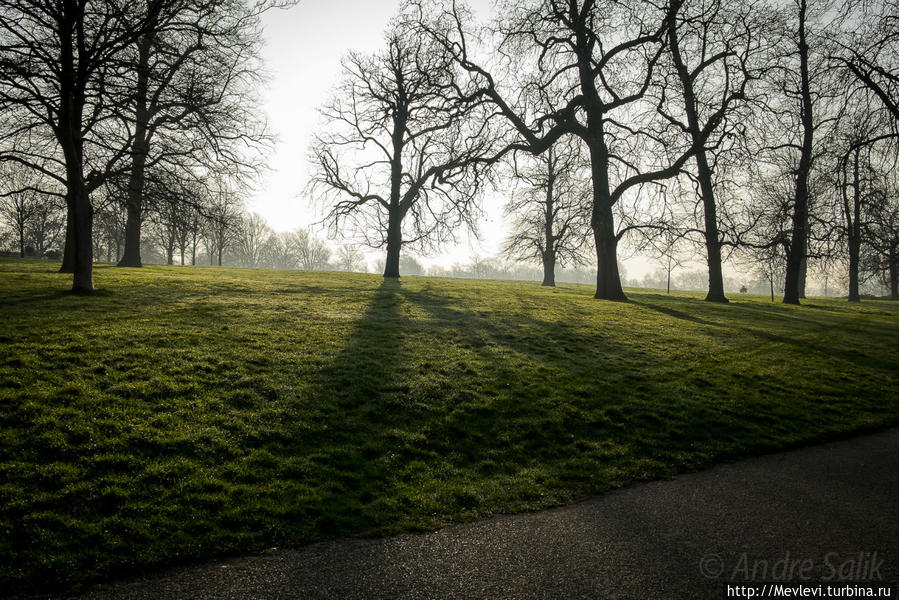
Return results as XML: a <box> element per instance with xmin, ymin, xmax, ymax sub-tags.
<box><xmin>92</xmin><ymin>192</ymin><xmax>127</xmax><ymax>262</ymax></box>
<box><xmin>202</xmin><ymin>184</ymin><xmax>243</xmax><ymax>266</ymax></box>
<box><xmin>311</xmin><ymin>15</ymin><xmax>498</xmax><ymax>279</ymax></box>
<box><xmin>0</xmin><ymin>0</ymin><xmax>155</xmax><ymax>291</ymax></box>
<box><xmin>866</xmin><ymin>173</ymin><xmax>899</xmax><ymax>298</ymax></box>
<box><xmin>26</xmin><ymin>200</ymin><xmax>66</xmax><ymax>257</ymax></box>
<box><xmin>413</xmin><ymin>0</ymin><xmax>707</xmax><ymax>301</ymax></box>
<box><xmin>825</xmin><ymin>101</ymin><xmax>897</xmax><ymax>301</ymax></box>
<box><xmin>336</xmin><ymin>244</ymin><xmax>365</xmax><ymax>272</ymax></box>
<box><xmin>754</xmin><ymin>0</ymin><xmax>846</xmax><ymax>304</ymax></box>
<box><xmin>660</xmin><ymin>0</ymin><xmax>765</xmax><ymax>302</ymax></box>
<box><xmin>292</xmin><ymin>229</ymin><xmax>331</xmax><ymax>271</ymax></box>
<box><xmin>235</xmin><ymin>212</ymin><xmax>273</xmax><ymax>268</ymax></box>
<box><xmin>647</xmin><ymin>225</ymin><xmax>689</xmax><ymax>294</ymax></box>
<box><xmin>502</xmin><ymin>140</ymin><xmax>592</xmax><ymax>286</ymax></box>
<box><xmin>0</xmin><ymin>163</ymin><xmax>47</xmax><ymax>257</ymax></box>
<box><xmin>116</xmin><ymin>0</ymin><xmax>274</xmax><ymax>267</ymax></box>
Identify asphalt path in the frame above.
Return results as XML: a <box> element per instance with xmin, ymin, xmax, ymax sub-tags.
<box><xmin>76</xmin><ymin>428</ymin><xmax>899</xmax><ymax>599</ymax></box>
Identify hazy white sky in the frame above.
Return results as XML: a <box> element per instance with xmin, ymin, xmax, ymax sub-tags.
<box><xmin>249</xmin><ymin>0</ymin><xmax>663</xmax><ymax>277</ymax></box>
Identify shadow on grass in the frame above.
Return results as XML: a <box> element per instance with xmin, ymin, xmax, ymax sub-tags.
<box><xmin>298</xmin><ymin>278</ymin><xmax>679</xmax><ymax>538</ymax></box>
<box><xmin>630</xmin><ymin>295</ymin><xmax>898</xmax><ymax>373</ymax></box>
<box><xmin>630</xmin><ymin>299</ymin><xmax>721</xmax><ymax>327</ymax></box>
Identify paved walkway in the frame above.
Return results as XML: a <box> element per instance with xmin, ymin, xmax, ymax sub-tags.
<box><xmin>77</xmin><ymin>429</ymin><xmax>898</xmax><ymax>599</ymax></box>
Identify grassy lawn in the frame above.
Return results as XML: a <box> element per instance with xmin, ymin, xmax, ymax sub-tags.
<box><xmin>2</xmin><ymin>259</ymin><xmax>898</xmax><ymax>597</ymax></box>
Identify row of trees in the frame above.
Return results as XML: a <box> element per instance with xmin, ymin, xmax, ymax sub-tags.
<box><xmin>3</xmin><ymin>0</ymin><xmax>897</xmax><ymax>303</ymax></box>
<box><xmin>5</xmin><ymin>173</ymin><xmax>877</xmax><ymax>296</ymax></box>
<box><xmin>311</xmin><ymin>0</ymin><xmax>899</xmax><ymax>303</ymax></box>
<box><xmin>0</xmin><ymin>0</ymin><xmax>282</xmax><ymax>292</ymax></box>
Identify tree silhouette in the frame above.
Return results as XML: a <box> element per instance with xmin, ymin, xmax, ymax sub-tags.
<box><xmin>502</xmin><ymin>140</ymin><xmax>592</xmax><ymax>286</ymax></box>
<box><xmin>311</xmin><ymin>16</ymin><xmax>497</xmax><ymax>279</ymax></box>
<box><xmin>413</xmin><ymin>0</ymin><xmax>703</xmax><ymax>301</ymax></box>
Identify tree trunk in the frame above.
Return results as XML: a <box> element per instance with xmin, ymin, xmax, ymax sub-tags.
<box><xmin>70</xmin><ymin>185</ymin><xmax>94</xmax><ymax>293</ymax></box>
<box><xmin>383</xmin><ymin>107</ymin><xmax>406</xmax><ymax>280</ymax></box>
<box><xmin>847</xmin><ymin>150</ymin><xmax>862</xmax><ymax>302</ymax></box>
<box><xmin>119</xmin><ymin>27</ymin><xmax>155</xmax><ymax>268</ymax></box>
<box><xmin>587</xmin><ymin>133</ymin><xmax>626</xmax><ymax>301</ymax></box>
<box><xmin>890</xmin><ymin>244</ymin><xmax>898</xmax><ymax>300</ymax></box>
<box><xmin>119</xmin><ymin>193</ymin><xmax>144</xmax><ymax>266</ymax></box>
<box><xmin>59</xmin><ymin>208</ymin><xmax>75</xmax><ymax>272</ymax></box>
<box><xmin>783</xmin><ymin>0</ymin><xmax>813</xmax><ymax>305</ymax></box>
<box><xmin>668</xmin><ymin>17</ymin><xmax>728</xmax><ymax>303</ymax></box>
<box><xmin>667</xmin><ymin>257</ymin><xmax>672</xmax><ymax>294</ymax></box>
<box><xmin>61</xmin><ymin>113</ymin><xmax>93</xmax><ymax>292</ymax></box>
<box><xmin>56</xmin><ymin>4</ymin><xmax>92</xmax><ymax>291</ymax></box>
<box><xmin>701</xmin><ymin>190</ymin><xmax>728</xmax><ymax>302</ymax></box>
<box><xmin>798</xmin><ymin>254</ymin><xmax>807</xmax><ymax>298</ymax></box>
<box><xmin>847</xmin><ymin>239</ymin><xmax>860</xmax><ymax>302</ymax></box>
<box><xmin>541</xmin><ymin>251</ymin><xmax>556</xmax><ymax>286</ymax></box>
<box><xmin>18</xmin><ymin>224</ymin><xmax>25</xmax><ymax>258</ymax></box>
<box><xmin>383</xmin><ymin>206</ymin><xmax>402</xmax><ymax>278</ymax></box>
<box><xmin>542</xmin><ymin>153</ymin><xmax>556</xmax><ymax>287</ymax></box>
<box><xmin>592</xmin><ymin>203</ymin><xmax>626</xmax><ymax>301</ymax></box>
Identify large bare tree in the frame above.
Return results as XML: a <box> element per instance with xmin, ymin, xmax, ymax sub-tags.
<box><xmin>660</xmin><ymin>0</ymin><xmax>764</xmax><ymax>302</ymax></box>
<box><xmin>116</xmin><ymin>0</ymin><xmax>273</xmax><ymax>267</ymax></box>
<box><xmin>0</xmin><ymin>0</ymin><xmax>154</xmax><ymax>291</ymax></box>
<box><xmin>311</xmin><ymin>17</ymin><xmax>497</xmax><ymax>279</ymax></box>
<box><xmin>755</xmin><ymin>0</ymin><xmax>846</xmax><ymax>304</ymax></box>
<box><xmin>414</xmin><ymin>0</ymin><xmax>705</xmax><ymax>301</ymax></box>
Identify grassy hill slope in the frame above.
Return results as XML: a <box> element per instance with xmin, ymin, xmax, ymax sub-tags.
<box><xmin>2</xmin><ymin>259</ymin><xmax>898</xmax><ymax>596</ymax></box>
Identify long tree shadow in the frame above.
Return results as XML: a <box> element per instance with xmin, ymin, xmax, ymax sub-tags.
<box><xmin>294</xmin><ymin>279</ymin><xmax>695</xmax><ymax>541</ymax></box>
<box><xmin>629</xmin><ymin>295</ymin><xmax>899</xmax><ymax>373</ymax></box>
<box><xmin>630</xmin><ymin>299</ymin><xmax>722</xmax><ymax>327</ymax></box>
<box><xmin>297</xmin><ymin>278</ymin><xmax>426</xmax><ymax>535</ymax></box>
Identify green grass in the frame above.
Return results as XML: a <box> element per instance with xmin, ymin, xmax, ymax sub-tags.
<box><xmin>1</xmin><ymin>259</ymin><xmax>898</xmax><ymax>597</ymax></box>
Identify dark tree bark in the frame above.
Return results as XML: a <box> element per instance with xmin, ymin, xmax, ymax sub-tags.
<box><xmin>890</xmin><ymin>243</ymin><xmax>898</xmax><ymax>300</ymax></box>
<box><xmin>541</xmin><ymin>251</ymin><xmax>556</xmax><ymax>287</ymax></box>
<box><xmin>591</xmin><ymin>196</ymin><xmax>627</xmax><ymax>301</ymax></box>
<box><xmin>60</xmin><ymin>210</ymin><xmax>75</xmax><ymax>272</ymax></box>
<box><xmin>783</xmin><ymin>0</ymin><xmax>814</xmax><ymax>305</ymax></box>
<box><xmin>541</xmin><ymin>167</ymin><xmax>556</xmax><ymax>287</ymax></box>
<box><xmin>118</xmin><ymin>30</ymin><xmax>153</xmax><ymax>267</ymax></box>
<box><xmin>383</xmin><ymin>106</ymin><xmax>407</xmax><ymax>279</ymax></box>
<box><xmin>798</xmin><ymin>254</ymin><xmax>807</xmax><ymax>298</ymax></box>
<box><xmin>845</xmin><ymin>150</ymin><xmax>862</xmax><ymax>302</ymax></box>
<box><xmin>587</xmin><ymin>133</ymin><xmax>627</xmax><ymax>301</ymax></box>
<box><xmin>383</xmin><ymin>210</ymin><xmax>403</xmax><ymax>278</ymax></box>
<box><xmin>17</xmin><ymin>223</ymin><xmax>25</xmax><ymax>258</ymax></box>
